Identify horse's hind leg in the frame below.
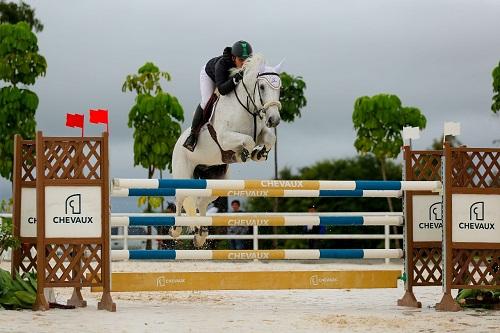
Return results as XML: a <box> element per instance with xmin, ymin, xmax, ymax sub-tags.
<box><xmin>169</xmin><ymin>145</ymin><xmax>196</xmax><ymax>239</ymax></box>
<box><xmin>192</xmin><ymin>197</ymin><xmax>213</xmax><ymax>248</ymax></box>
<box><xmin>193</xmin><ymin>165</ymin><xmax>228</xmax><ymax>247</ymax></box>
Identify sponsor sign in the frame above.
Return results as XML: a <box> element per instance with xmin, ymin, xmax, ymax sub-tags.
<box><xmin>452</xmin><ymin>194</ymin><xmax>500</xmax><ymax>243</ymax></box>
<box><xmin>250</xmin><ymin>180</ymin><xmax>308</xmax><ymax>189</ymax></box>
<box><xmin>45</xmin><ymin>186</ymin><xmax>102</xmax><ymax>238</ymax></box>
<box><xmin>156</xmin><ymin>276</ymin><xmax>186</xmax><ymax>287</ymax></box>
<box><xmin>412</xmin><ymin>195</ymin><xmax>442</xmax><ymax>242</ymax></box>
<box><xmin>213</xmin><ymin>216</ymin><xmax>283</xmax><ymax>226</ymax></box>
<box><xmin>20</xmin><ymin>188</ymin><xmax>37</xmax><ymax>237</ymax></box>
<box><xmin>309</xmin><ymin>274</ymin><xmax>338</xmax><ymax>286</ymax></box>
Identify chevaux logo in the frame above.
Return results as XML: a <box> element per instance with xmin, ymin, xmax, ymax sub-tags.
<box><xmin>65</xmin><ymin>194</ymin><xmax>81</xmax><ymax>214</ymax></box>
<box><xmin>428</xmin><ymin>202</ymin><xmax>442</xmax><ymax>221</ymax></box>
<box><xmin>310</xmin><ymin>275</ymin><xmax>338</xmax><ymax>286</ymax></box>
<box><xmin>469</xmin><ymin>202</ymin><xmax>484</xmax><ymax>221</ymax></box>
<box><xmin>458</xmin><ymin>201</ymin><xmax>494</xmax><ymax>230</ymax></box>
<box><xmin>418</xmin><ymin>201</ymin><xmax>442</xmax><ymax>230</ymax></box>
<box><xmin>53</xmin><ymin>193</ymin><xmax>94</xmax><ymax>224</ymax></box>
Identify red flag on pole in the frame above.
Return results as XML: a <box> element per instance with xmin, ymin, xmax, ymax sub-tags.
<box><xmin>89</xmin><ymin>109</ymin><xmax>109</xmax><ymax>132</ymax></box>
<box><xmin>65</xmin><ymin>113</ymin><xmax>85</xmax><ymax>137</ymax></box>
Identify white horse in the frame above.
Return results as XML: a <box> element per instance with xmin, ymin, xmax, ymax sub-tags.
<box><xmin>170</xmin><ymin>54</ymin><xmax>282</xmax><ymax>247</ymax></box>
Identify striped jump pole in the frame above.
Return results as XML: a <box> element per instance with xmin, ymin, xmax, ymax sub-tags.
<box><xmin>113</xmin><ymin>178</ymin><xmax>442</xmax><ymax>192</ymax></box>
<box><xmin>111</xmin><ymin>249</ymin><xmax>404</xmax><ymax>261</ymax></box>
<box><xmin>111</xmin><ymin>188</ymin><xmax>404</xmax><ymax>198</ymax></box>
<box><xmin>111</xmin><ymin>214</ymin><xmax>403</xmax><ymax>227</ymax></box>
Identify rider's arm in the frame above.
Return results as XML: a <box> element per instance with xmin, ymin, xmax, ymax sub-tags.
<box><xmin>215</xmin><ymin>58</ymin><xmax>237</xmax><ymax>95</ymax></box>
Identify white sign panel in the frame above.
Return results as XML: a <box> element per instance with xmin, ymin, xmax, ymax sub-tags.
<box><xmin>402</xmin><ymin>126</ymin><xmax>420</xmax><ymax>140</ymax></box>
<box><xmin>20</xmin><ymin>188</ymin><xmax>37</xmax><ymax>237</ymax></box>
<box><xmin>412</xmin><ymin>195</ymin><xmax>442</xmax><ymax>242</ymax></box>
<box><xmin>452</xmin><ymin>194</ymin><xmax>500</xmax><ymax>243</ymax></box>
<box><xmin>45</xmin><ymin>186</ymin><xmax>102</xmax><ymax>238</ymax></box>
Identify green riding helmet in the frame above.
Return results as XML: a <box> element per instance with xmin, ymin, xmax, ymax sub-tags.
<box><xmin>231</xmin><ymin>41</ymin><xmax>253</xmax><ymax>59</ymax></box>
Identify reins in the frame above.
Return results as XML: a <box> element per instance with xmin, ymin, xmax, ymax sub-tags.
<box><xmin>234</xmin><ymin>72</ymin><xmax>282</xmax><ymax>141</ymax></box>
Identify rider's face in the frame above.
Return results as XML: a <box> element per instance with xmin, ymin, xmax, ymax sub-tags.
<box><xmin>233</xmin><ymin>56</ymin><xmax>246</xmax><ymax>68</ymax></box>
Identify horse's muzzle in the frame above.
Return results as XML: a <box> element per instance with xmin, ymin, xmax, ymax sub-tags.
<box><xmin>267</xmin><ymin>116</ymin><xmax>281</xmax><ymax>128</ymax></box>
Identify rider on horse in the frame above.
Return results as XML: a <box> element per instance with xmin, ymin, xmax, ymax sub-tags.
<box><xmin>183</xmin><ymin>40</ymin><xmax>253</xmax><ymax>152</ymax></box>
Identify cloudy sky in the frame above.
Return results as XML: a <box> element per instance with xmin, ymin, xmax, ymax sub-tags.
<box><xmin>1</xmin><ymin>0</ymin><xmax>500</xmax><ymax>199</ymax></box>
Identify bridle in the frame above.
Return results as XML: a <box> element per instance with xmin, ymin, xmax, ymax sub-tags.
<box><xmin>234</xmin><ymin>72</ymin><xmax>282</xmax><ymax>141</ymax></box>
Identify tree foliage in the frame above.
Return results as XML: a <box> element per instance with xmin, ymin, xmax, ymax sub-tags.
<box><xmin>492</xmin><ymin>61</ymin><xmax>500</xmax><ymax>114</ymax></box>
<box><xmin>279</xmin><ymin>72</ymin><xmax>307</xmax><ymax>122</ymax></box>
<box><xmin>0</xmin><ymin>22</ymin><xmax>46</xmax><ymax>85</ymax></box>
<box><xmin>352</xmin><ymin>93</ymin><xmax>425</xmax><ymax>227</ymax></box>
<box><xmin>246</xmin><ymin>155</ymin><xmax>402</xmax><ymax>249</ymax></box>
<box><xmin>352</xmin><ymin>94</ymin><xmax>426</xmax><ymax>160</ymax></box>
<box><xmin>0</xmin><ymin>22</ymin><xmax>46</xmax><ymax>181</ymax></box>
<box><xmin>0</xmin><ymin>1</ymin><xmax>43</xmax><ymax>32</ymax></box>
<box><xmin>429</xmin><ymin>135</ymin><xmax>462</xmax><ymax>150</ymax></box>
<box><xmin>122</xmin><ymin>62</ymin><xmax>184</xmax><ymax>176</ymax></box>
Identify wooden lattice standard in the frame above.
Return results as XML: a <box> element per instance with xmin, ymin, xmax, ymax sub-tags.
<box><xmin>33</xmin><ymin>132</ymin><xmax>114</xmax><ymax>311</ymax></box>
<box><xmin>12</xmin><ymin>136</ymin><xmax>37</xmax><ymax>277</ymax></box>
<box><xmin>398</xmin><ymin>148</ymin><xmax>443</xmax><ymax>308</ymax></box>
<box><xmin>436</xmin><ymin>145</ymin><xmax>500</xmax><ymax>312</ymax></box>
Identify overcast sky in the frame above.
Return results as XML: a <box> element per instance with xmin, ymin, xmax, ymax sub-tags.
<box><xmin>1</xmin><ymin>0</ymin><xmax>500</xmax><ymax>199</ymax></box>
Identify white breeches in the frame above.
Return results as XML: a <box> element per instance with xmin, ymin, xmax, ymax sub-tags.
<box><xmin>200</xmin><ymin>66</ymin><xmax>215</xmax><ymax>109</ymax></box>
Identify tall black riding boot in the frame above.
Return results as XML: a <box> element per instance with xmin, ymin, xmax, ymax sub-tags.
<box><xmin>183</xmin><ymin>104</ymin><xmax>204</xmax><ymax>152</ymax></box>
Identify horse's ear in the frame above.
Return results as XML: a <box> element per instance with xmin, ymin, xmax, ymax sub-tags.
<box><xmin>273</xmin><ymin>59</ymin><xmax>284</xmax><ymax>73</ymax></box>
<box><xmin>258</xmin><ymin>61</ymin><xmax>266</xmax><ymax>73</ymax></box>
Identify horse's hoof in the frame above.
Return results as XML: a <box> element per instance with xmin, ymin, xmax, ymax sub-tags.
<box><xmin>192</xmin><ymin>227</ymin><xmax>208</xmax><ymax>247</ymax></box>
<box><xmin>241</xmin><ymin>148</ymin><xmax>249</xmax><ymax>162</ymax></box>
<box><xmin>251</xmin><ymin>145</ymin><xmax>262</xmax><ymax>161</ymax></box>
<box><xmin>251</xmin><ymin>145</ymin><xmax>268</xmax><ymax>161</ymax></box>
<box><xmin>169</xmin><ymin>226</ymin><xmax>182</xmax><ymax>238</ymax></box>
<box><xmin>193</xmin><ymin>233</ymin><xmax>208</xmax><ymax>248</ymax></box>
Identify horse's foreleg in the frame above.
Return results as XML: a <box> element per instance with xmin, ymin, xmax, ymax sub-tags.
<box><xmin>251</xmin><ymin>127</ymin><xmax>276</xmax><ymax>162</ymax></box>
<box><xmin>218</xmin><ymin>131</ymin><xmax>255</xmax><ymax>162</ymax></box>
<box><xmin>192</xmin><ymin>197</ymin><xmax>213</xmax><ymax>248</ymax></box>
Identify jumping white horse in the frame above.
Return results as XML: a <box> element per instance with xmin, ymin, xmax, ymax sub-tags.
<box><xmin>170</xmin><ymin>54</ymin><xmax>282</xmax><ymax>247</ymax></box>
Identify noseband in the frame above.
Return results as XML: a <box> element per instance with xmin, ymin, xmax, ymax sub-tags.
<box><xmin>235</xmin><ymin>72</ymin><xmax>282</xmax><ymax>141</ymax></box>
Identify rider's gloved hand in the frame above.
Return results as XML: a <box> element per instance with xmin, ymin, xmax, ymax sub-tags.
<box><xmin>233</xmin><ymin>71</ymin><xmax>243</xmax><ymax>85</ymax></box>
<box><xmin>223</xmin><ymin>47</ymin><xmax>232</xmax><ymax>60</ymax></box>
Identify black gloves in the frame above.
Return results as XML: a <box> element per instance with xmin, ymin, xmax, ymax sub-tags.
<box><xmin>223</xmin><ymin>46</ymin><xmax>232</xmax><ymax>60</ymax></box>
<box><xmin>233</xmin><ymin>71</ymin><xmax>244</xmax><ymax>84</ymax></box>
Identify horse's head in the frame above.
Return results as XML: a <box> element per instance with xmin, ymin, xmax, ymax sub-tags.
<box><xmin>237</xmin><ymin>54</ymin><xmax>282</xmax><ymax>128</ymax></box>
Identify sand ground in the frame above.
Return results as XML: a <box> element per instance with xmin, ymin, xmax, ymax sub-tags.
<box><xmin>1</xmin><ymin>260</ymin><xmax>499</xmax><ymax>333</ymax></box>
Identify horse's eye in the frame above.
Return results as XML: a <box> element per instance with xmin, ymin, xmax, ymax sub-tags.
<box><xmin>260</xmin><ymin>84</ymin><xmax>265</xmax><ymax>90</ymax></box>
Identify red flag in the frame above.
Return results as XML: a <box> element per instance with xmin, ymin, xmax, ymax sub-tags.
<box><xmin>89</xmin><ymin>109</ymin><xmax>109</xmax><ymax>132</ymax></box>
<box><xmin>65</xmin><ymin>113</ymin><xmax>85</xmax><ymax>137</ymax></box>
<box><xmin>89</xmin><ymin>109</ymin><xmax>108</xmax><ymax>124</ymax></box>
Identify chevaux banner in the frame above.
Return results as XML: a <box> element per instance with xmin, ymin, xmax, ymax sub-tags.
<box><xmin>44</xmin><ymin>186</ymin><xmax>102</xmax><ymax>238</ymax></box>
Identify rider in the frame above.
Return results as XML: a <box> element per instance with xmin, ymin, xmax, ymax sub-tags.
<box><xmin>183</xmin><ymin>40</ymin><xmax>253</xmax><ymax>151</ymax></box>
